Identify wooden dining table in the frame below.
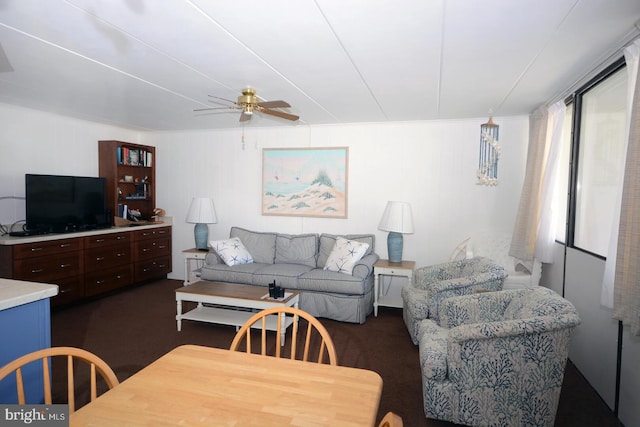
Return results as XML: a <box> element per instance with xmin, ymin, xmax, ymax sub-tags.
<box><xmin>70</xmin><ymin>344</ymin><xmax>383</xmax><ymax>426</ymax></box>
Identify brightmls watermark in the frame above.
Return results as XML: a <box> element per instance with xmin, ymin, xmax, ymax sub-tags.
<box><xmin>1</xmin><ymin>405</ymin><xmax>68</xmax><ymax>426</ymax></box>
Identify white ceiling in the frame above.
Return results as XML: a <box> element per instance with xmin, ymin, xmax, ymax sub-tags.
<box><xmin>0</xmin><ymin>0</ymin><xmax>639</xmax><ymax>131</ymax></box>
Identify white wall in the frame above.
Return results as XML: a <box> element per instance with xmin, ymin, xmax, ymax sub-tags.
<box><xmin>143</xmin><ymin>117</ymin><xmax>529</xmax><ymax>278</ymax></box>
<box><xmin>0</xmin><ymin>103</ymin><xmax>142</xmax><ymax>228</ymax></box>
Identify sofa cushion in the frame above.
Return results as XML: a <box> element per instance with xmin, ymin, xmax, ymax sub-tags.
<box><xmin>275</xmin><ymin>233</ymin><xmax>318</xmax><ymax>268</ymax></box>
<box><xmin>251</xmin><ymin>263</ymin><xmax>314</xmax><ymax>288</ymax></box>
<box><xmin>323</xmin><ymin>237</ymin><xmax>369</xmax><ymax>275</ymax></box>
<box><xmin>210</xmin><ymin>237</ymin><xmax>254</xmax><ymax>267</ymax></box>
<box><xmin>230</xmin><ymin>227</ymin><xmax>277</xmax><ymax>264</ymax></box>
<box><xmin>200</xmin><ymin>262</ymin><xmax>265</xmax><ymax>285</ymax></box>
<box><xmin>298</xmin><ymin>269</ymin><xmax>368</xmax><ymax>295</ymax></box>
<box><xmin>318</xmin><ymin>234</ymin><xmax>375</xmax><ymax>268</ymax></box>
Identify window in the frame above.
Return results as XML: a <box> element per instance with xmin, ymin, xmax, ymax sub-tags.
<box><xmin>556</xmin><ymin>59</ymin><xmax>628</xmax><ymax>257</ymax></box>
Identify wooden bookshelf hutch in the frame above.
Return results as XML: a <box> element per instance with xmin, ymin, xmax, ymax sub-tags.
<box><xmin>98</xmin><ymin>140</ymin><xmax>156</xmax><ymax>223</ymax></box>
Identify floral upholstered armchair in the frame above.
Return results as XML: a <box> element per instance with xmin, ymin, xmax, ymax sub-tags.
<box><xmin>402</xmin><ymin>257</ymin><xmax>507</xmax><ymax>344</ymax></box>
<box><xmin>417</xmin><ymin>287</ymin><xmax>581</xmax><ymax>427</ymax></box>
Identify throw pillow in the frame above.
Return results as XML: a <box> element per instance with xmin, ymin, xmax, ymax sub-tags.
<box><xmin>210</xmin><ymin>237</ymin><xmax>254</xmax><ymax>267</ymax></box>
<box><xmin>323</xmin><ymin>237</ymin><xmax>369</xmax><ymax>275</ymax></box>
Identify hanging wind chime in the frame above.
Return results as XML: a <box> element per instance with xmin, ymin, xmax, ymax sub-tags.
<box><xmin>477</xmin><ymin>116</ymin><xmax>500</xmax><ymax>186</ymax></box>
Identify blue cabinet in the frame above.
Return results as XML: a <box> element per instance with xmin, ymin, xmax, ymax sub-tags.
<box><xmin>0</xmin><ymin>280</ymin><xmax>57</xmax><ymax>404</ymax></box>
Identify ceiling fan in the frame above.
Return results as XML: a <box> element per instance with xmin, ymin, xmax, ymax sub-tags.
<box><xmin>195</xmin><ymin>88</ymin><xmax>299</xmax><ymax>123</ymax></box>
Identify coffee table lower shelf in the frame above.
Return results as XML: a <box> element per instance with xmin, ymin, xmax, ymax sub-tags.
<box><xmin>179</xmin><ymin>306</ymin><xmax>294</xmax><ymax>332</ymax></box>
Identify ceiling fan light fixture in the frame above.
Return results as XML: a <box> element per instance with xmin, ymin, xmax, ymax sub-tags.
<box><xmin>196</xmin><ymin>88</ymin><xmax>298</xmax><ymax>123</ymax></box>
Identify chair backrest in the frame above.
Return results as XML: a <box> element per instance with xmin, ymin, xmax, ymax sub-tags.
<box><xmin>229</xmin><ymin>306</ymin><xmax>338</xmax><ymax>365</ymax></box>
<box><xmin>0</xmin><ymin>346</ymin><xmax>119</xmax><ymax>413</ymax></box>
<box><xmin>378</xmin><ymin>411</ymin><xmax>403</xmax><ymax>427</ymax></box>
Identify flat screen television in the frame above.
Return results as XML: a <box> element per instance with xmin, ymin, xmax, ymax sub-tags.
<box><xmin>25</xmin><ymin>174</ymin><xmax>110</xmax><ymax>233</ymax></box>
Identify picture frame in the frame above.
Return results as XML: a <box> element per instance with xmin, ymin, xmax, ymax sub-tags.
<box><xmin>262</xmin><ymin>147</ymin><xmax>348</xmax><ymax>218</ymax></box>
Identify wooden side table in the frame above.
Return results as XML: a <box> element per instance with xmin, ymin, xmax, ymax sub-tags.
<box><xmin>182</xmin><ymin>248</ymin><xmax>208</xmax><ymax>285</ymax></box>
<box><xmin>373</xmin><ymin>259</ymin><xmax>415</xmax><ymax>316</ymax></box>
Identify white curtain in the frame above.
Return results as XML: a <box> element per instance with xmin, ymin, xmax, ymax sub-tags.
<box><xmin>612</xmin><ymin>41</ymin><xmax>640</xmax><ymax>335</ymax></box>
<box><xmin>535</xmin><ymin>101</ymin><xmax>566</xmax><ymax>263</ymax></box>
<box><xmin>510</xmin><ymin>102</ymin><xmax>565</xmax><ymax>265</ymax></box>
<box><xmin>601</xmin><ymin>38</ymin><xmax>640</xmax><ymax>308</ymax></box>
<box><xmin>510</xmin><ymin>107</ymin><xmax>547</xmax><ymax>263</ymax></box>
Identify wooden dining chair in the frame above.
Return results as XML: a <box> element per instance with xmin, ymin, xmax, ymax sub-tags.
<box><xmin>230</xmin><ymin>306</ymin><xmax>338</xmax><ymax>365</ymax></box>
<box><xmin>378</xmin><ymin>411</ymin><xmax>403</xmax><ymax>427</ymax></box>
<box><xmin>0</xmin><ymin>346</ymin><xmax>119</xmax><ymax>413</ymax></box>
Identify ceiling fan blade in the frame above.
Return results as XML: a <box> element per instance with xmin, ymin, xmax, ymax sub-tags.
<box><xmin>208</xmin><ymin>94</ymin><xmax>237</xmax><ymax>104</ymax></box>
<box><xmin>260</xmin><ymin>108</ymin><xmax>299</xmax><ymax>121</ymax></box>
<box><xmin>257</xmin><ymin>100</ymin><xmax>290</xmax><ymax>108</ymax></box>
<box><xmin>194</xmin><ymin>106</ymin><xmax>236</xmax><ymax>112</ymax></box>
<box><xmin>239</xmin><ymin>112</ymin><xmax>252</xmax><ymax>122</ymax></box>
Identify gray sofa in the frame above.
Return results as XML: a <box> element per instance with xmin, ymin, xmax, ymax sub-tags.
<box><xmin>200</xmin><ymin>227</ymin><xmax>379</xmax><ymax>324</ymax></box>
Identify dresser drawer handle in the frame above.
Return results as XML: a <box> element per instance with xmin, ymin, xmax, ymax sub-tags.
<box><xmin>30</xmin><ymin>247</ymin><xmax>43</xmax><ymax>252</ymax></box>
<box><xmin>59</xmin><ymin>243</ymin><xmax>72</xmax><ymax>248</ymax></box>
<box><xmin>60</xmin><ymin>263</ymin><xmax>72</xmax><ymax>268</ymax></box>
<box><xmin>143</xmin><ymin>268</ymin><xmax>151</xmax><ymax>272</ymax></box>
<box><xmin>142</xmin><ymin>248</ymin><xmax>151</xmax><ymax>252</ymax></box>
<box><xmin>31</xmin><ymin>268</ymin><xmax>44</xmax><ymax>274</ymax></box>
<box><xmin>96</xmin><ymin>257</ymin><xmax>105</xmax><ymax>261</ymax></box>
<box><xmin>96</xmin><ymin>280</ymin><xmax>105</xmax><ymax>285</ymax></box>
<box><xmin>142</xmin><ymin>232</ymin><xmax>152</xmax><ymax>237</ymax></box>
<box><xmin>117</xmin><ymin>236</ymin><xmax>126</xmax><ymax>240</ymax></box>
<box><xmin>116</xmin><ymin>253</ymin><xmax>125</xmax><ymax>257</ymax></box>
<box><xmin>95</xmin><ymin>239</ymin><xmax>105</xmax><ymax>243</ymax></box>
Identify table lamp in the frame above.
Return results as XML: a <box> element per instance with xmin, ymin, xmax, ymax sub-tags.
<box><xmin>378</xmin><ymin>201</ymin><xmax>413</xmax><ymax>263</ymax></box>
<box><xmin>186</xmin><ymin>197</ymin><xmax>217</xmax><ymax>251</ymax></box>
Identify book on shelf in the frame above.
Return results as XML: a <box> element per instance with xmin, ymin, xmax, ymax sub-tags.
<box><xmin>116</xmin><ymin>146</ymin><xmax>153</xmax><ymax>167</ymax></box>
<box><xmin>118</xmin><ymin>204</ymin><xmax>128</xmax><ymax>219</ymax></box>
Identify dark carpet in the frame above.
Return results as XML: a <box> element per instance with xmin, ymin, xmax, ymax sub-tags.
<box><xmin>50</xmin><ymin>279</ymin><xmax>622</xmax><ymax>426</ymax></box>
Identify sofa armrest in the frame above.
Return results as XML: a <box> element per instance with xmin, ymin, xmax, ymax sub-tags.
<box><xmin>352</xmin><ymin>253</ymin><xmax>380</xmax><ymax>279</ymax></box>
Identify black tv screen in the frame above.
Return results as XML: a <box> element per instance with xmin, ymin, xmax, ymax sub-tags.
<box><xmin>26</xmin><ymin>174</ymin><xmax>109</xmax><ymax>233</ymax></box>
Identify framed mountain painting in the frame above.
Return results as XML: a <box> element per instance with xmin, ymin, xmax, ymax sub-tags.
<box><xmin>262</xmin><ymin>147</ymin><xmax>348</xmax><ymax>218</ymax></box>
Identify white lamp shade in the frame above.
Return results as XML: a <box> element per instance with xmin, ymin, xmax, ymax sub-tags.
<box><xmin>378</xmin><ymin>201</ymin><xmax>414</xmax><ymax>234</ymax></box>
<box><xmin>186</xmin><ymin>197</ymin><xmax>218</xmax><ymax>224</ymax></box>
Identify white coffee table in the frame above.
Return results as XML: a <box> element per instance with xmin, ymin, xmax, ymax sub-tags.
<box><xmin>175</xmin><ymin>281</ymin><xmax>300</xmax><ymax>345</ymax></box>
